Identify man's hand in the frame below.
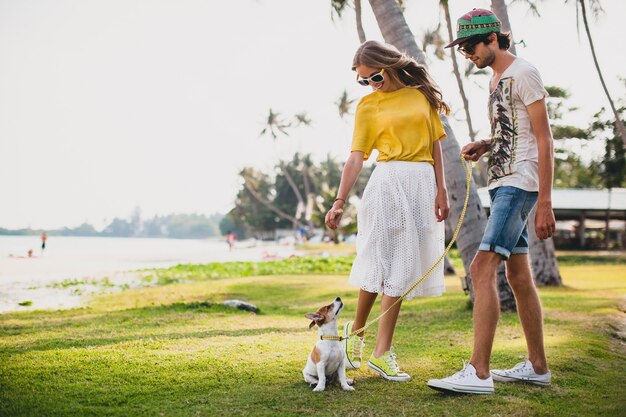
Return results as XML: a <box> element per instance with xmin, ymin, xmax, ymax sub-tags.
<box><xmin>461</xmin><ymin>139</ymin><xmax>490</xmax><ymax>161</ymax></box>
<box><xmin>535</xmin><ymin>200</ymin><xmax>556</xmax><ymax>240</ymax></box>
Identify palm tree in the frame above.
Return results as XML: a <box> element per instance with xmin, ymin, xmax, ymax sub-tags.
<box><xmin>258</xmin><ymin>109</ymin><xmax>318</xmax><ymax>230</ymax></box>
<box><xmin>335</xmin><ymin>90</ymin><xmax>357</xmax><ymax>119</ymax></box>
<box><xmin>489</xmin><ymin>0</ymin><xmax>562</xmax><ymax>286</ymax></box>
<box><xmin>331</xmin><ymin>0</ymin><xmax>367</xmax><ymax>43</ymax></box>
<box><xmin>571</xmin><ymin>0</ymin><xmax>626</xmax><ymax>146</ymax></box>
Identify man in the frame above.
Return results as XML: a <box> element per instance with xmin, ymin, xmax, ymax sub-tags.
<box><xmin>427</xmin><ymin>8</ymin><xmax>556</xmax><ymax>395</ymax></box>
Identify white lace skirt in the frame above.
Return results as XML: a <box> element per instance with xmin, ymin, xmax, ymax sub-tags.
<box><xmin>349</xmin><ymin>161</ymin><xmax>445</xmax><ymax>299</ymax></box>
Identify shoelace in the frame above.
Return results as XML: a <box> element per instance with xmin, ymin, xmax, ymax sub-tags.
<box><xmin>384</xmin><ymin>351</ymin><xmax>401</xmax><ymax>375</ymax></box>
<box><xmin>352</xmin><ymin>338</ymin><xmax>364</xmax><ymax>358</ymax></box>
<box><xmin>505</xmin><ymin>361</ymin><xmax>529</xmax><ymax>375</ymax></box>
<box><xmin>449</xmin><ymin>360</ymin><xmax>471</xmax><ymax>381</ymax></box>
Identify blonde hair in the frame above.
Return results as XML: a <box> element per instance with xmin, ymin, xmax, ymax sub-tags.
<box><xmin>352</xmin><ymin>40</ymin><xmax>450</xmax><ymax>115</ymax></box>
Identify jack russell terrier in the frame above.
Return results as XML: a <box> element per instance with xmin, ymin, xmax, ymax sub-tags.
<box><xmin>302</xmin><ymin>297</ymin><xmax>355</xmax><ymax>392</ymax></box>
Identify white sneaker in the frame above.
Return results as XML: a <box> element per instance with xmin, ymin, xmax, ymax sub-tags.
<box><xmin>491</xmin><ymin>360</ymin><xmax>551</xmax><ymax>386</ymax></box>
<box><xmin>427</xmin><ymin>361</ymin><xmax>494</xmax><ymax>394</ymax></box>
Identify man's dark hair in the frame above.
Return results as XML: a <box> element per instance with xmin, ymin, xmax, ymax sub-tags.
<box><xmin>495</xmin><ymin>32</ymin><xmax>512</xmax><ymax>50</ymax></box>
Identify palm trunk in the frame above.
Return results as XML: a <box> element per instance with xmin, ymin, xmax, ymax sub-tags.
<box><xmin>280</xmin><ymin>162</ymin><xmax>306</xmax><ymax>226</ymax></box>
<box><xmin>355</xmin><ymin>0</ymin><xmax>367</xmax><ymax>43</ymax></box>
<box><xmin>367</xmin><ymin>0</ymin><xmax>426</xmax><ymax>63</ymax></box>
<box><xmin>301</xmin><ymin>164</ymin><xmax>316</xmax><ymax>228</ymax></box>
<box><xmin>441</xmin><ymin>120</ymin><xmax>515</xmax><ymax>308</ymax></box>
<box><xmin>243</xmin><ymin>179</ymin><xmax>304</xmax><ymax>228</ymax></box>
<box><xmin>579</xmin><ymin>0</ymin><xmax>626</xmax><ymax>146</ymax></box>
<box><xmin>442</xmin><ymin>0</ymin><xmax>477</xmax><ymax>142</ymax></box>
<box><xmin>491</xmin><ymin>0</ymin><xmax>517</xmax><ymax>55</ymax></box>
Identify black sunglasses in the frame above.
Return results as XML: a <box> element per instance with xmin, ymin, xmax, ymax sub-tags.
<box><xmin>457</xmin><ymin>34</ymin><xmax>491</xmax><ymax>56</ymax></box>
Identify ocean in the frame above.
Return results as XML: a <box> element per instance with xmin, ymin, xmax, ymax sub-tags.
<box><xmin>0</xmin><ymin>235</ymin><xmax>299</xmax><ymax>313</ymax></box>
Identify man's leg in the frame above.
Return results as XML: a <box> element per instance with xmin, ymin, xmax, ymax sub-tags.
<box><xmin>505</xmin><ymin>254</ymin><xmax>548</xmax><ymax>374</ymax></box>
<box><xmin>469</xmin><ymin>251</ymin><xmax>503</xmax><ymax>379</ymax></box>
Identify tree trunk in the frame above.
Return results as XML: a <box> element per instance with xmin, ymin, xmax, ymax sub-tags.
<box><xmin>490</xmin><ymin>0</ymin><xmax>517</xmax><ymax>55</ymax></box>
<box><xmin>367</xmin><ymin>0</ymin><xmax>426</xmax><ymax>64</ymax></box>
<box><xmin>242</xmin><ymin>179</ymin><xmax>304</xmax><ymax>228</ymax></box>
<box><xmin>368</xmin><ymin>0</ymin><xmax>516</xmax><ymax>310</ymax></box>
<box><xmin>441</xmin><ymin>120</ymin><xmax>515</xmax><ymax>309</ymax></box>
<box><xmin>579</xmin><ymin>0</ymin><xmax>626</xmax><ymax>146</ymax></box>
<box><xmin>528</xmin><ymin>207</ymin><xmax>562</xmax><ymax>286</ymax></box>
<box><xmin>279</xmin><ymin>162</ymin><xmax>306</xmax><ymax>226</ymax></box>
<box><xmin>442</xmin><ymin>0</ymin><xmax>477</xmax><ymax>142</ymax></box>
<box><xmin>355</xmin><ymin>0</ymin><xmax>367</xmax><ymax>43</ymax></box>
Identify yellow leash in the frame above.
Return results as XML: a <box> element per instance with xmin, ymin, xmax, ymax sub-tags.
<box><xmin>322</xmin><ymin>156</ymin><xmax>473</xmax><ymax>341</ymax></box>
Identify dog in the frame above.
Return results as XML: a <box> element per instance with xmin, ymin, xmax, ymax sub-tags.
<box><xmin>302</xmin><ymin>297</ymin><xmax>355</xmax><ymax>392</ymax></box>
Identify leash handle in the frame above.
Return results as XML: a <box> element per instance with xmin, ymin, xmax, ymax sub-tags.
<box><xmin>346</xmin><ymin>156</ymin><xmax>473</xmax><ymax>339</ymax></box>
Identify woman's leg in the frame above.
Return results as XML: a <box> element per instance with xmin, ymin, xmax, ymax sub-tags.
<box><xmin>373</xmin><ymin>294</ymin><xmax>402</xmax><ymax>357</ymax></box>
<box><xmin>353</xmin><ymin>289</ymin><xmax>377</xmax><ymax>337</ymax></box>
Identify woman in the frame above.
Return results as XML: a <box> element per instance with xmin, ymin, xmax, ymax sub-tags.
<box><xmin>325</xmin><ymin>40</ymin><xmax>450</xmax><ymax>382</ymax></box>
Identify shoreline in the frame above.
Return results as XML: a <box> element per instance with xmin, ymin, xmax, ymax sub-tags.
<box><xmin>0</xmin><ymin>236</ymin><xmax>307</xmax><ymax>314</ymax></box>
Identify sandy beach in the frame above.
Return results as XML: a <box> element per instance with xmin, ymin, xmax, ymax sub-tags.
<box><xmin>0</xmin><ymin>236</ymin><xmax>301</xmax><ymax>313</ymax></box>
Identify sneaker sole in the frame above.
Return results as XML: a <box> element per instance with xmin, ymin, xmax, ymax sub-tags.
<box><xmin>344</xmin><ymin>322</ymin><xmax>361</xmax><ymax>370</ymax></box>
<box><xmin>427</xmin><ymin>380</ymin><xmax>494</xmax><ymax>395</ymax></box>
<box><xmin>490</xmin><ymin>372</ymin><xmax>551</xmax><ymax>386</ymax></box>
<box><xmin>367</xmin><ymin>361</ymin><xmax>411</xmax><ymax>382</ymax></box>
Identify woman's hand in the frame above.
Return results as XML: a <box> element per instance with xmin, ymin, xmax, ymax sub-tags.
<box><xmin>435</xmin><ymin>189</ymin><xmax>450</xmax><ymax>222</ymax></box>
<box><xmin>325</xmin><ymin>202</ymin><xmax>344</xmax><ymax>230</ymax></box>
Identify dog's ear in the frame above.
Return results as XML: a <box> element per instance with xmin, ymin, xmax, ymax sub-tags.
<box><xmin>305</xmin><ymin>312</ymin><xmax>321</xmax><ymax>328</ymax></box>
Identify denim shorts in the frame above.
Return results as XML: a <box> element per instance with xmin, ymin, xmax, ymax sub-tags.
<box><xmin>479</xmin><ymin>186</ymin><xmax>538</xmax><ymax>260</ymax></box>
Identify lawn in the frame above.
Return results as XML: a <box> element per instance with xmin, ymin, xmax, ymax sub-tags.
<box><xmin>1</xmin><ymin>256</ymin><xmax>625</xmax><ymax>416</ymax></box>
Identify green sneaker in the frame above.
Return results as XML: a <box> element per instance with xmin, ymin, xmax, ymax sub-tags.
<box><xmin>343</xmin><ymin>321</ymin><xmax>364</xmax><ymax>370</ymax></box>
<box><xmin>367</xmin><ymin>348</ymin><xmax>411</xmax><ymax>382</ymax></box>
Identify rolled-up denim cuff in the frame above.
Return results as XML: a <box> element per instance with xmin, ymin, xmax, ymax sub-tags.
<box><xmin>510</xmin><ymin>246</ymin><xmax>530</xmax><ymax>255</ymax></box>
<box><xmin>478</xmin><ymin>243</ymin><xmax>510</xmax><ymax>260</ymax></box>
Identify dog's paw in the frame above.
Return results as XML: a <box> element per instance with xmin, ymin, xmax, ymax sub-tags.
<box><xmin>341</xmin><ymin>385</ymin><xmax>355</xmax><ymax>391</ymax></box>
<box><xmin>312</xmin><ymin>385</ymin><xmax>326</xmax><ymax>392</ymax></box>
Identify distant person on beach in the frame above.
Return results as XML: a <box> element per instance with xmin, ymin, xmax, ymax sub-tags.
<box><xmin>226</xmin><ymin>231</ymin><xmax>237</xmax><ymax>251</ymax></box>
<box><xmin>41</xmin><ymin>232</ymin><xmax>47</xmax><ymax>255</ymax></box>
<box><xmin>9</xmin><ymin>249</ymin><xmax>36</xmax><ymax>259</ymax></box>
<box><xmin>325</xmin><ymin>40</ymin><xmax>450</xmax><ymax>382</ymax></box>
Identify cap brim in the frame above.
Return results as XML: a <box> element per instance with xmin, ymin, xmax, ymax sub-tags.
<box><xmin>444</xmin><ymin>35</ymin><xmax>474</xmax><ymax>49</ymax></box>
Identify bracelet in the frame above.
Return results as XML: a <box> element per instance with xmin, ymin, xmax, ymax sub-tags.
<box><xmin>334</xmin><ymin>198</ymin><xmax>346</xmax><ymax>204</ymax></box>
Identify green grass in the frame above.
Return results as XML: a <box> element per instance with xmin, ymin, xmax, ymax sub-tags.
<box><xmin>1</xmin><ymin>258</ymin><xmax>625</xmax><ymax>416</ymax></box>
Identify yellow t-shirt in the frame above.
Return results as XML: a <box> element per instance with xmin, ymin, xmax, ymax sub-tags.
<box><xmin>351</xmin><ymin>87</ymin><xmax>446</xmax><ymax>164</ymax></box>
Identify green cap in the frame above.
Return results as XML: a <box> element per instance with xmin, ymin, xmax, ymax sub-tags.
<box><xmin>445</xmin><ymin>8</ymin><xmax>501</xmax><ymax>48</ymax></box>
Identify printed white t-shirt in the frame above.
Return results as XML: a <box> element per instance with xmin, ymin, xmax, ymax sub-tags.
<box><xmin>487</xmin><ymin>57</ymin><xmax>549</xmax><ymax>192</ymax></box>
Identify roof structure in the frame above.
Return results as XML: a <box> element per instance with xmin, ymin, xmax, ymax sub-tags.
<box><xmin>477</xmin><ymin>188</ymin><xmax>626</xmax><ymax>221</ymax></box>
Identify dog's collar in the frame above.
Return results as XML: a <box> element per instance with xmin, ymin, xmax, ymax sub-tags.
<box><xmin>320</xmin><ymin>335</ymin><xmax>347</xmax><ymax>341</ymax></box>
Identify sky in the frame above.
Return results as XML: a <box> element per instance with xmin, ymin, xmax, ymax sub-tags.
<box><xmin>1</xmin><ymin>0</ymin><xmax>625</xmax><ymax>230</ymax></box>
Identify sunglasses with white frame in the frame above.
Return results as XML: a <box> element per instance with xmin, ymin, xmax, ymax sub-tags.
<box><xmin>356</xmin><ymin>68</ymin><xmax>385</xmax><ymax>86</ymax></box>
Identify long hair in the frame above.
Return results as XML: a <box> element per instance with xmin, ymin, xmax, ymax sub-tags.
<box><xmin>352</xmin><ymin>40</ymin><xmax>450</xmax><ymax>115</ymax></box>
